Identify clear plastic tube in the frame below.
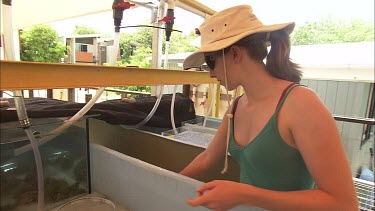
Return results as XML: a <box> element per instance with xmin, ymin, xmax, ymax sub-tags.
<box><xmin>203</xmin><ymin>84</ymin><xmax>215</xmax><ymax>127</ymax></box>
<box><xmin>25</xmin><ymin>129</ymin><xmax>44</xmax><ymax>211</ymax></box>
<box><xmin>121</xmin><ymin>85</ymin><xmax>164</xmax><ymax>129</ymax></box>
<box><xmin>121</xmin><ymin>41</ymin><xmax>169</xmax><ymax>129</ymax></box>
<box><xmin>163</xmin><ymin>41</ymin><xmax>178</xmax><ymax>134</ymax></box>
<box><xmin>164</xmin><ymin>41</ymin><xmax>169</xmax><ymax>69</ymax></box>
<box><xmin>14</xmin><ymin>87</ymin><xmax>105</xmax><ymax>156</ymax></box>
<box><xmin>14</xmin><ymin>96</ymin><xmax>44</xmax><ymax>211</ymax></box>
<box><xmin>170</xmin><ymin>85</ymin><xmax>178</xmax><ymax>134</ymax></box>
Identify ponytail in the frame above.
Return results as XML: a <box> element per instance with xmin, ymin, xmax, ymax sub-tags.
<box><xmin>233</xmin><ymin>30</ymin><xmax>302</xmax><ymax>82</ymax></box>
<box><xmin>266</xmin><ymin>30</ymin><xmax>302</xmax><ymax>82</ymax></box>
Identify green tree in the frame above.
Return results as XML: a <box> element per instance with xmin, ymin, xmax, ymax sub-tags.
<box><xmin>115</xmin><ymin>25</ymin><xmax>198</xmax><ymax>93</ymax></box>
<box><xmin>20</xmin><ymin>25</ymin><xmax>67</xmax><ymax>63</ymax></box>
<box><xmin>72</xmin><ymin>25</ymin><xmax>100</xmax><ymax>35</ymax></box>
<box><xmin>291</xmin><ymin>16</ymin><xmax>374</xmax><ymax>45</ymax></box>
<box><xmin>118</xmin><ymin>26</ymin><xmax>153</xmax><ymax>67</ymax></box>
<box><xmin>163</xmin><ymin>30</ymin><xmax>199</xmax><ymax>54</ymax></box>
<box><xmin>119</xmin><ymin>33</ymin><xmax>137</xmax><ymax>65</ymax></box>
<box><xmin>118</xmin><ymin>25</ymin><xmax>198</xmax><ymax>67</ymax></box>
<box><xmin>129</xmin><ymin>46</ymin><xmax>152</xmax><ymax>68</ymax></box>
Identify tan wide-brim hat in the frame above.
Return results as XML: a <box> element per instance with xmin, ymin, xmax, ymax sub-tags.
<box><xmin>183</xmin><ymin>5</ymin><xmax>295</xmax><ymax>69</ymax></box>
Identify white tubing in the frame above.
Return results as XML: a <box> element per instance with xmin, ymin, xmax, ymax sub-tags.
<box><xmin>14</xmin><ymin>95</ymin><xmax>44</xmax><ymax>211</ymax></box>
<box><xmin>170</xmin><ymin>85</ymin><xmax>178</xmax><ymax>134</ymax></box>
<box><xmin>14</xmin><ymin>87</ymin><xmax>105</xmax><ymax>156</ymax></box>
<box><xmin>111</xmin><ymin>32</ymin><xmax>121</xmax><ymax>66</ymax></box>
<box><xmin>25</xmin><ymin>129</ymin><xmax>44</xmax><ymax>211</ymax></box>
<box><xmin>163</xmin><ymin>41</ymin><xmax>169</xmax><ymax>69</ymax></box>
<box><xmin>121</xmin><ymin>41</ymin><xmax>169</xmax><ymax>129</ymax></box>
<box><xmin>163</xmin><ymin>41</ymin><xmax>178</xmax><ymax>134</ymax></box>
<box><xmin>121</xmin><ymin>85</ymin><xmax>165</xmax><ymax>129</ymax></box>
<box><xmin>203</xmin><ymin>84</ymin><xmax>214</xmax><ymax>127</ymax></box>
<box><xmin>119</xmin><ymin>31</ymin><xmax>165</xmax><ymax>129</ymax></box>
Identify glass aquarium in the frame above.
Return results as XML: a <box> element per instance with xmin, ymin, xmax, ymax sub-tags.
<box><xmin>181</xmin><ymin>115</ymin><xmax>222</xmax><ymax>129</ymax></box>
<box><xmin>162</xmin><ymin>123</ymin><xmax>217</xmax><ymax>148</ymax></box>
<box><xmin>0</xmin><ymin>117</ymin><xmax>90</xmax><ymax>211</ymax></box>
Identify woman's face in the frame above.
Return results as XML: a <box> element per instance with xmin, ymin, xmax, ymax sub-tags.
<box><xmin>204</xmin><ymin>48</ymin><xmax>238</xmax><ymax>90</ymax></box>
<box><xmin>204</xmin><ymin>50</ymin><xmax>226</xmax><ymax>86</ymax></box>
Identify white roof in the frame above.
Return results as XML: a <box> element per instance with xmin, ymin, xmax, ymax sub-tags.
<box><xmin>290</xmin><ymin>42</ymin><xmax>374</xmax><ymax>66</ymax></box>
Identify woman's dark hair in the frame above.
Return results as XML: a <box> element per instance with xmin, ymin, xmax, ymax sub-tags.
<box><xmin>233</xmin><ymin>30</ymin><xmax>302</xmax><ymax>82</ymax></box>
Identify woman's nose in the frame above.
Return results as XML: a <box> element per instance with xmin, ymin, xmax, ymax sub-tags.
<box><xmin>209</xmin><ymin>71</ymin><xmax>216</xmax><ymax>78</ymax></box>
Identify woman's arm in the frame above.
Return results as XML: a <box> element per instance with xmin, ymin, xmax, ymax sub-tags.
<box><xmin>180</xmin><ymin>109</ymin><xmax>230</xmax><ymax>180</ymax></box>
<box><xmin>279</xmin><ymin>86</ymin><xmax>358</xmax><ymax>210</ymax></box>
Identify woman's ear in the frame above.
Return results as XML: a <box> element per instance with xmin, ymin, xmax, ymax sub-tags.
<box><xmin>230</xmin><ymin>45</ymin><xmax>243</xmax><ymax>63</ymax></box>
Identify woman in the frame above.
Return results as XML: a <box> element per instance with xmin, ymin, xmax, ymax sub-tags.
<box><xmin>180</xmin><ymin>5</ymin><xmax>358</xmax><ymax>211</ymax></box>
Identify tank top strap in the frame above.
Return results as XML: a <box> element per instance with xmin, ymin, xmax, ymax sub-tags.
<box><xmin>231</xmin><ymin>94</ymin><xmax>243</xmax><ymax>116</ymax></box>
<box><xmin>231</xmin><ymin>83</ymin><xmax>302</xmax><ymax>116</ymax></box>
<box><xmin>275</xmin><ymin>83</ymin><xmax>302</xmax><ymax>114</ymax></box>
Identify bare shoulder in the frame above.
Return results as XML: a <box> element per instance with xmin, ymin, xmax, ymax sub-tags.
<box><xmin>281</xmin><ymin>85</ymin><xmax>334</xmax><ymax>128</ymax></box>
<box><xmin>285</xmin><ymin>85</ymin><xmax>326</xmax><ymax>111</ymax></box>
<box><xmin>289</xmin><ymin>85</ymin><xmax>321</xmax><ymax>102</ymax></box>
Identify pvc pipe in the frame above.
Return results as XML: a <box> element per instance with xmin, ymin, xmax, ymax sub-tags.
<box><xmin>170</xmin><ymin>85</ymin><xmax>178</xmax><ymax>134</ymax></box>
<box><xmin>111</xmin><ymin>32</ymin><xmax>121</xmax><ymax>66</ymax></box>
<box><xmin>203</xmin><ymin>84</ymin><xmax>214</xmax><ymax>127</ymax></box>
<box><xmin>2</xmin><ymin>4</ymin><xmax>16</xmax><ymax>61</ymax></box>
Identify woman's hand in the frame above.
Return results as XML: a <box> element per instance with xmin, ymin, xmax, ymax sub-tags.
<box><xmin>187</xmin><ymin>180</ymin><xmax>249</xmax><ymax>211</ymax></box>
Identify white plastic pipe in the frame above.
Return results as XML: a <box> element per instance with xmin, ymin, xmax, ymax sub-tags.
<box><xmin>2</xmin><ymin>4</ymin><xmax>16</xmax><ymax>61</ymax></box>
<box><xmin>163</xmin><ymin>40</ymin><xmax>178</xmax><ymax>134</ymax></box>
<box><xmin>203</xmin><ymin>84</ymin><xmax>214</xmax><ymax>127</ymax></box>
<box><xmin>111</xmin><ymin>32</ymin><xmax>121</xmax><ymax>66</ymax></box>
<box><xmin>170</xmin><ymin>84</ymin><xmax>178</xmax><ymax>134</ymax></box>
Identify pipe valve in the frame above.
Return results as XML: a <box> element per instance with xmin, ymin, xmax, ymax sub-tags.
<box><xmin>112</xmin><ymin>0</ymin><xmax>135</xmax><ymax>32</ymax></box>
<box><xmin>112</xmin><ymin>1</ymin><xmax>135</xmax><ymax>10</ymax></box>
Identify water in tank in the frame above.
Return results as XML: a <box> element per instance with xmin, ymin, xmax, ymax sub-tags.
<box><xmin>0</xmin><ymin>118</ymin><xmax>90</xmax><ymax>210</ymax></box>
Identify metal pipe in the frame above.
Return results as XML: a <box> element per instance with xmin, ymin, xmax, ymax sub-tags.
<box><xmin>176</xmin><ymin>0</ymin><xmax>216</xmax><ymax>17</ymax></box>
<box><xmin>333</xmin><ymin>115</ymin><xmax>375</xmax><ymax>125</ymax></box>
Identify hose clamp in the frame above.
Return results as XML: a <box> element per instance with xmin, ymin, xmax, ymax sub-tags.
<box><xmin>19</xmin><ymin>118</ymin><xmax>31</xmax><ymax>128</ymax></box>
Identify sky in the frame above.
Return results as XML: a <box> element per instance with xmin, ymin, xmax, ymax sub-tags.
<box><xmin>49</xmin><ymin>0</ymin><xmax>374</xmax><ymax>36</ymax></box>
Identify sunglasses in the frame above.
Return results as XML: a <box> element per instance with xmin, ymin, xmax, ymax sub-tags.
<box><xmin>204</xmin><ymin>47</ymin><xmax>232</xmax><ymax>71</ymax></box>
<box><xmin>204</xmin><ymin>55</ymin><xmax>217</xmax><ymax>71</ymax></box>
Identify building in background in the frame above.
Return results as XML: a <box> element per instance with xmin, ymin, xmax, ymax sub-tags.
<box><xmin>61</xmin><ymin>34</ymin><xmax>101</xmax><ymax>64</ymax></box>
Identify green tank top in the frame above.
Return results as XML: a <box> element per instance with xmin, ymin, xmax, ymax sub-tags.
<box><xmin>228</xmin><ymin>84</ymin><xmax>315</xmax><ymax>191</ymax></box>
